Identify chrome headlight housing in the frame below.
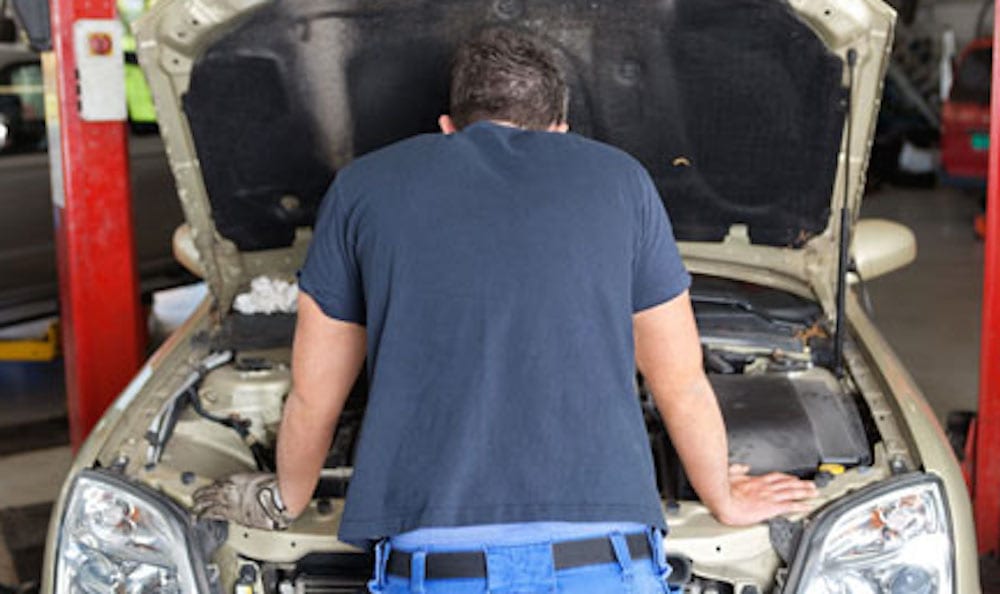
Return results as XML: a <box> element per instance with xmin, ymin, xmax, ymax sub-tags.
<box><xmin>788</xmin><ymin>474</ymin><xmax>953</xmax><ymax>594</ymax></box>
<box><xmin>54</xmin><ymin>470</ymin><xmax>213</xmax><ymax>593</ymax></box>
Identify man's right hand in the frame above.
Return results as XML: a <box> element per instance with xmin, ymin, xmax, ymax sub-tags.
<box><xmin>712</xmin><ymin>464</ymin><xmax>818</xmax><ymax>527</ymax></box>
<box><xmin>193</xmin><ymin>472</ymin><xmax>295</xmax><ymax>530</ymax></box>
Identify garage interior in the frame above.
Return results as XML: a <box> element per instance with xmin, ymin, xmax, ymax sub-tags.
<box><xmin>1</xmin><ymin>0</ymin><xmax>999</xmax><ymax>592</ymax></box>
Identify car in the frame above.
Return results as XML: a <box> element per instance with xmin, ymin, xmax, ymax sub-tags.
<box><xmin>0</xmin><ymin>15</ymin><xmax>189</xmax><ymax>326</ymax></box>
<box><xmin>941</xmin><ymin>36</ymin><xmax>992</xmax><ymax>190</ymax></box>
<box><xmin>0</xmin><ymin>42</ymin><xmax>44</xmax><ymax>154</ymax></box>
<box><xmin>0</xmin><ymin>0</ymin><xmax>192</xmax><ymax>329</ymax></box>
<box><xmin>40</xmin><ymin>0</ymin><xmax>981</xmax><ymax>592</ymax></box>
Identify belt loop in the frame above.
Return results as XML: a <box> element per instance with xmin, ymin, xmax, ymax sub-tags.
<box><xmin>367</xmin><ymin>539</ymin><xmax>391</xmax><ymax>593</ymax></box>
<box><xmin>647</xmin><ymin>527</ymin><xmax>666</xmax><ymax>568</ymax></box>
<box><xmin>647</xmin><ymin>527</ymin><xmax>673</xmax><ymax>583</ymax></box>
<box><xmin>410</xmin><ymin>550</ymin><xmax>427</xmax><ymax>594</ymax></box>
<box><xmin>610</xmin><ymin>532</ymin><xmax>634</xmax><ymax>586</ymax></box>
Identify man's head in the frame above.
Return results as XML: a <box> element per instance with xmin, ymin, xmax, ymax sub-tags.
<box><xmin>440</xmin><ymin>28</ymin><xmax>569</xmax><ymax>133</ymax></box>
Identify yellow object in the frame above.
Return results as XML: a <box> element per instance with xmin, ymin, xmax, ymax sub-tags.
<box><xmin>125</xmin><ymin>63</ymin><xmax>157</xmax><ymax>123</ymax></box>
<box><xmin>818</xmin><ymin>463</ymin><xmax>846</xmax><ymax>475</ymax></box>
<box><xmin>0</xmin><ymin>321</ymin><xmax>61</xmax><ymax>362</ymax></box>
<box><xmin>118</xmin><ymin>0</ymin><xmax>160</xmax><ymax>124</ymax></box>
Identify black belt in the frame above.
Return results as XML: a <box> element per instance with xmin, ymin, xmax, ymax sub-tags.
<box><xmin>386</xmin><ymin>532</ymin><xmax>651</xmax><ymax>579</ymax></box>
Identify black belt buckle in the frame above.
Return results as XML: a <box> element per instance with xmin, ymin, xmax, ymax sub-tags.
<box><xmin>386</xmin><ymin>532</ymin><xmax>652</xmax><ymax>580</ymax></box>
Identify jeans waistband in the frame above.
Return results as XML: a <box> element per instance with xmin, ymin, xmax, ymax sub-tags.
<box><xmin>368</xmin><ymin>528</ymin><xmax>673</xmax><ymax>593</ymax></box>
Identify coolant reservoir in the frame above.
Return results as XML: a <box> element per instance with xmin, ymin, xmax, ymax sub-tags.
<box><xmin>198</xmin><ymin>360</ymin><xmax>290</xmax><ymax>443</ymax></box>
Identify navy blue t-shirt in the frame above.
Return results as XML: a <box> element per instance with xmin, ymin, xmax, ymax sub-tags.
<box><xmin>298</xmin><ymin>121</ymin><xmax>691</xmax><ymax>546</ymax></box>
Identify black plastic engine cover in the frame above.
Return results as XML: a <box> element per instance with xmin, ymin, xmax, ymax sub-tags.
<box><xmin>648</xmin><ymin>369</ymin><xmax>872</xmax><ymax>497</ymax></box>
<box><xmin>710</xmin><ymin>371</ymin><xmax>871</xmax><ymax>477</ymax></box>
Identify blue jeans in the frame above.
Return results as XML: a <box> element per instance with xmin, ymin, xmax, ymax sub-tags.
<box><xmin>368</xmin><ymin>529</ymin><xmax>680</xmax><ymax>593</ymax></box>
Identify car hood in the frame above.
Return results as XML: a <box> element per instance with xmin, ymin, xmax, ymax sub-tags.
<box><xmin>135</xmin><ymin>0</ymin><xmax>894</xmax><ymax>315</ymax></box>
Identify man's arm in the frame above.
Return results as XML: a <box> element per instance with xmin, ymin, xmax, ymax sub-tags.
<box><xmin>277</xmin><ymin>292</ymin><xmax>367</xmax><ymax>517</ymax></box>
<box><xmin>634</xmin><ymin>290</ymin><xmax>817</xmax><ymax>526</ymax></box>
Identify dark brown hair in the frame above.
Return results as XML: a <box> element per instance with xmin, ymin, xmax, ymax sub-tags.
<box><xmin>449</xmin><ymin>28</ymin><xmax>568</xmax><ymax>130</ymax></box>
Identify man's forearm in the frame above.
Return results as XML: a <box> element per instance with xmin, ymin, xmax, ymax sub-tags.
<box><xmin>651</xmin><ymin>372</ymin><xmax>733</xmax><ymax>519</ymax></box>
<box><xmin>635</xmin><ymin>293</ymin><xmax>817</xmax><ymax>526</ymax></box>
<box><xmin>276</xmin><ymin>294</ymin><xmax>367</xmax><ymax>519</ymax></box>
<box><xmin>634</xmin><ymin>292</ymin><xmax>733</xmax><ymax>518</ymax></box>
<box><xmin>276</xmin><ymin>390</ymin><xmax>340</xmax><ymax>517</ymax></box>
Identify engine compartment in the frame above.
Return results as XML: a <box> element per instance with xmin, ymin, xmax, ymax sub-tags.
<box><xmin>162</xmin><ymin>276</ymin><xmax>879</xmax><ymax>503</ymax></box>
<box><xmin>144</xmin><ymin>275</ymin><xmax>886</xmax><ymax>592</ymax></box>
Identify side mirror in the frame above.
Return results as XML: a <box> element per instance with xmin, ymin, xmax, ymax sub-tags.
<box><xmin>851</xmin><ymin>218</ymin><xmax>917</xmax><ymax>281</ymax></box>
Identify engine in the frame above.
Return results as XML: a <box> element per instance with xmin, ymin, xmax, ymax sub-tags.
<box><xmin>156</xmin><ymin>275</ymin><xmax>880</xmax><ymax>593</ymax></box>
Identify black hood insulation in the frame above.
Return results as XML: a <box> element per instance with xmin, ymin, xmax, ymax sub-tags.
<box><xmin>184</xmin><ymin>0</ymin><xmax>846</xmax><ymax>251</ymax></box>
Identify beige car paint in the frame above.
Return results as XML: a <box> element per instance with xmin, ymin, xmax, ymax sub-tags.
<box><xmin>847</xmin><ymin>294</ymin><xmax>980</xmax><ymax>594</ymax></box>
<box><xmin>851</xmin><ymin>218</ymin><xmax>918</xmax><ymax>281</ymax></box>
<box><xmin>39</xmin><ymin>0</ymin><xmax>982</xmax><ymax>592</ymax></box>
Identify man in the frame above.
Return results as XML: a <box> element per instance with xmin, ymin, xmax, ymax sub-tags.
<box><xmin>195</xmin><ymin>28</ymin><xmax>817</xmax><ymax>593</ymax></box>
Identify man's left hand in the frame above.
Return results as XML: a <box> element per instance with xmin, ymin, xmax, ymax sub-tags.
<box><xmin>713</xmin><ymin>464</ymin><xmax>818</xmax><ymax>526</ymax></box>
<box><xmin>193</xmin><ymin>472</ymin><xmax>295</xmax><ymax>530</ymax></box>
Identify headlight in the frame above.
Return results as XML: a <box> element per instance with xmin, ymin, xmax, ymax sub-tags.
<box><xmin>790</xmin><ymin>474</ymin><xmax>953</xmax><ymax>594</ymax></box>
<box><xmin>55</xmin><ymin>470</ymin><xmax>208</xmax><ymax>593</ymax></box>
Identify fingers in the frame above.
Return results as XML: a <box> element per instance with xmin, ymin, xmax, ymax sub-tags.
<box><xmin>758</xmin><ymin>475</ymin><xmax>817</xmax><ymax>493</ymax></box>
<box><xmin>732</xmin><ymin>472</ymin><xmax>818</xmax><ymax>495</ymax></box>
<box><xmin>192</xmin><ymin>480</ymin><xmax>239</xmax><ymax>518</ymax></box>
<box><xmin>717</xmin><ymin>494</ymin><xmax>815</xmax><ymax>526</ymax></box>
<box><xmin>194</xmin><ymin>503</ymin><xmax>233</xmax><ymax>521</ymax></box>
<box><xmin>756</xmin><ymin>472</ymin><xmax>804</xmax><ymax>484</ymax></box>
<box><xmin>720</xmin><ymin>472</ymin><xmax>820</xmax><ymax>525</ymax></box>
<box><xmin>191</xmin><ymin>473</ymin><xmax>283</xmax><ymax>530</ymax></box>
<box><xmin>728</xmin><ymin>464</ymin><xmax>751</xmax><ymax>476</ymax></box>
<box><xmin>764</xmin><ymin>483</ymin><xmax>819</xmax><ymax>502</ymax></box>
<box><xmin>192</xmin><ymin>489</ymin><xmax>226</xmax><ymax>517</ymax></box>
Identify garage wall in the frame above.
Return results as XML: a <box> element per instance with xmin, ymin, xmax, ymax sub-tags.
<box><xmin>925</xmin><ymin>0</ymin><xmax>992</xmax><ymax>46</ymax></box>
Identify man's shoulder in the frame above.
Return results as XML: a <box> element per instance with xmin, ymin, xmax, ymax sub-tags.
<box><xmin>335</xmin><ymin>132</ymin><xmax>444</xmax><ymax>191</ymax></box>
<box><xmin>557</xmin><ymin>132</ymin><xmax>646</xmax><ymax>176</ymax></box>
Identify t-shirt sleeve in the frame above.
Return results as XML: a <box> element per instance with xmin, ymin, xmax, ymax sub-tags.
<box><xmin>632</xmin><ymin>167</ymin><xmax>692</xmax><ymax>312</ymax></box>
<box><xmin>297</xmin><ymin>183</ymin><xmax>366</xmax><ymax>324</ymax></box>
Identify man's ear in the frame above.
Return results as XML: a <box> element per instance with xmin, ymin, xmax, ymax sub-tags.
<box><xmin>439</xmin><ymin>115</ymin><xmax>458</xmax><ymax>135</ymax></box>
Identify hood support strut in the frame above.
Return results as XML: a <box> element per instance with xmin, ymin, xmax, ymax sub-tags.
<box><xmin>834</xmin><ymin>49</ymin><xmax>858</xmax><ymax>379</ymax></box>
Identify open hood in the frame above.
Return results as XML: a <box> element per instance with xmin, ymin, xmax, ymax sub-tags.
<box><xmin>135</xmin><ymin>0</ymin><xmax>895</xmax><ymax>315</ymax></box>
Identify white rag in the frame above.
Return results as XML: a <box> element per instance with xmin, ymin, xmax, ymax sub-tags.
<box><xmin>233</xmin><ymin>276</ymin><xmax>299</xmax><ymax>315</ymax></box>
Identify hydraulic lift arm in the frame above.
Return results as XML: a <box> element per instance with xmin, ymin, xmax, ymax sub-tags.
<box><xmin>49</xmin><ymin>0</ymin><xmax>145</xmax><ymax>448</ymax></box>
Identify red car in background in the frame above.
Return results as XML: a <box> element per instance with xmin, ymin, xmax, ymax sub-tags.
<box><xmin>941</xmin><ymin>37</ymin><xmax>992</xmax><ymax>189</ymax></box>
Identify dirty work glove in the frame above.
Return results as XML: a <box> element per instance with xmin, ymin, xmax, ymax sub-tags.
<box><xmin>193</xmin><ymin>473</ymin><xmax>294</xmax><ymax>530</ymax></box>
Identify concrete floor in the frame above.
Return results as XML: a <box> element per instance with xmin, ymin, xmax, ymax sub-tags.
<box><xmin>0</xmin><ymin>183</ymin><xmax>987</xmax><ymax>588</ymax></box>
<box><xmin>860</xmin><ymin>185</ymin><xmax>984</xmax><ymax>421</ymax></box>
<box><xmin>0</xmin><ymin>285</ymin><xmax>207</xmax><ymax>586</ymax></box>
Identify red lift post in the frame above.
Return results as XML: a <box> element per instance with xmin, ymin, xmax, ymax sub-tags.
<box><xmin>975</xmin><ymin>0</ymin><xmax>1000</xmax><ymax>557</ymax></box>
<box><xmin>49</xmin><ymin>0</ymin><xmax>144</xmax><ymax>448</ymax></box>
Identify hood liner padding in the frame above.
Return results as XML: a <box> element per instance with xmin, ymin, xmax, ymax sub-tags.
<box><xmin>184</xmin><ymin>0</ymin><xmax>845</xmax><ymax>251</ymax></box>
